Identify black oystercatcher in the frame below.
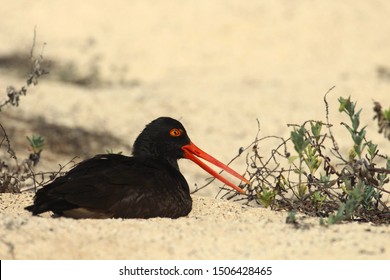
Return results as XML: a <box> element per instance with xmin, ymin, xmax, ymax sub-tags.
<box><xmin>25</xmin><ymin>117</ymin><xmax>249</xmax><ymax>219</ymax></box>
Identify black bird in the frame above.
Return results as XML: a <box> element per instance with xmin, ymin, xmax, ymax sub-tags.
<box><xmin>25</xmin><ymin>117</ymin><xmax>249</xmax><ymax>219</ymax></box>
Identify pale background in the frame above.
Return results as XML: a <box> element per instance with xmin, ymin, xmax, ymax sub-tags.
<box><xmin>1</xmin><ymin>0</ymin><xmax>389</xmax><ymax>259</ymax></box>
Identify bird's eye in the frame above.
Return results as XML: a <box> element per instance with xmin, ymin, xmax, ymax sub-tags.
<box><xmin>169</xmin><ymin>128</ymin><xmax>182</xmax><ymax>137</ymax></box>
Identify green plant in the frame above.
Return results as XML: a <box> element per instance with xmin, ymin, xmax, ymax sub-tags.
<box><xmin>26</xmin><ymin>135</ymin><xmax>45</xmax><ymax>166</ymax></box>
<box><xmin>285</xmin><ymin>211</ymin><xmax>298</xmax><ymax>226</ymax></box>
<box><xmin>384</xmin><ymin>108</ymin><xmax>390</xmax><ymax>122</ymax></box>
<box><xmin>339</xmin><ymin>96</ymin><xmax>367</xmax><ymax>159</ymax></box>
<box><xmin>256</xmin><ymin>184</ymin><xmax>277</xmax><ymax>207</ymax></box>
<box><xmin>218</xmin><ymin>91</ymin><xmax>390</xmax><ymax>225</ymax></box>
<box><xmin>289</xmin><ymin>122</ymin><xmax>324</xmax><ymax>198</ymax></box>
<box><xmin>0</xmin><ymin>30</ymin><xmax>49</xmax><ymax>193</ymax></box>
<box><xmin>1</xmin><ymin>132</ymin><xmax>45</xmax><ymax>192</ymax></box>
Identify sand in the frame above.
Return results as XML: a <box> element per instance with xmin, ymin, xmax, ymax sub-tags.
<box><xmin>1</xmin><ymin>193</ymin><xmax>390</xmax><ymax>259</ymax></box>
<box><xmin>1</xmin><ymin>0</ymin><xmax>390</xmax><ymax>259</ymax></box>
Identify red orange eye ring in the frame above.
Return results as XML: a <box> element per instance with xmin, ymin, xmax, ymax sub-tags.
<box><xmin>170</xmin><ymin>128</ymin><xmax>182</xmax><ymax>137</ymax></box>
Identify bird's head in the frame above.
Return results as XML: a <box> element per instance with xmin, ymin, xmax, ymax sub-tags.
<box><xmin>132</xmin><ymin>117</ymin><xmax>249</xmax><ymax>194</ymax></box>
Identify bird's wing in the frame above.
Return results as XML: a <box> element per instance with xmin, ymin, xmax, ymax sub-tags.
<box><xmin>27</xmin><ymin>154</ymin><xmax>189</xmax><ymax>218</ymax></box>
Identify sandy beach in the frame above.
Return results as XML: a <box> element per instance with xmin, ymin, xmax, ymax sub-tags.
<box><xmin>1</xmin><ymin>0</ymin><xmax>390</xmax><ymax>259</ymax></box>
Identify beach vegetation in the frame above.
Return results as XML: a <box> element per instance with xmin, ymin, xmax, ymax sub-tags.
<box><xmin>210</xmin><ymin>88</ymin><xmax>390</xmax><ymax>225</ymax></box>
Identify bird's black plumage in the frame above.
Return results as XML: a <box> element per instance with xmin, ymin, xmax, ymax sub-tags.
<box><xmin>25</xmin><ymin>117</ymin><xmax>192</xmax><ymax>219</ymax></box>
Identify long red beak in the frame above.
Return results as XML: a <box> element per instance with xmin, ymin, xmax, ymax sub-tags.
<box><xmin>182</xmin><ymin>142</ymin><xmax>249</xmax><ymax>194</ymax></box>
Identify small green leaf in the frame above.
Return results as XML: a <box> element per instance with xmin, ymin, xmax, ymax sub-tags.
<box><xmin>384</xmin><ymin>108</ymin><xmax>390</xmax><ymax>121</ymax></box>
<box><xmin>366</xmin><ymin>141</ymin><xmax>378</xmax><ymax>160</ymax></box>
<box><xmin>291</xmin><ymin>126</ymin><xmax>309</xmax><ymax>155</ymax></box>
<box><xmin>310</xmin><ymin>121</ymin><xmax>322</xmax><ymax>140</ymax></box>
<box><xmin>338</xmin><ymin>96</ymin><xmax>355</xmax><ymax>116</ymax></box>
<box><xmin>341</xmin><ymin>122</ymin><xmax>354</xmax><ymax>137</ymax></box>
<box><xmin>338</xmin><ymin>96</ymin><xmax>348</xmax><ymax>112</ymax></box>
<box><xmin>288</xmin><ymin>155</ymin><xmax>299</xmax><ymax>164</ymax></box>
<box><xmin>351</xmin><ymin>109</ymin><xmax>362</xmax><ymax>131</ymax></box>
<box><xmin>286</xmin><ymin>211</ymin><xmax>297</xmax><ymax>225</ymax></box>
<box><xmin>26</xmin><ymin>135</ymin><xmax>45</xmax><ymax>153</ymax></box>
<box><xmin>256</xmin><ymin>185</ymin><xmax>276</xmax><ymax>208</ymax></box>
